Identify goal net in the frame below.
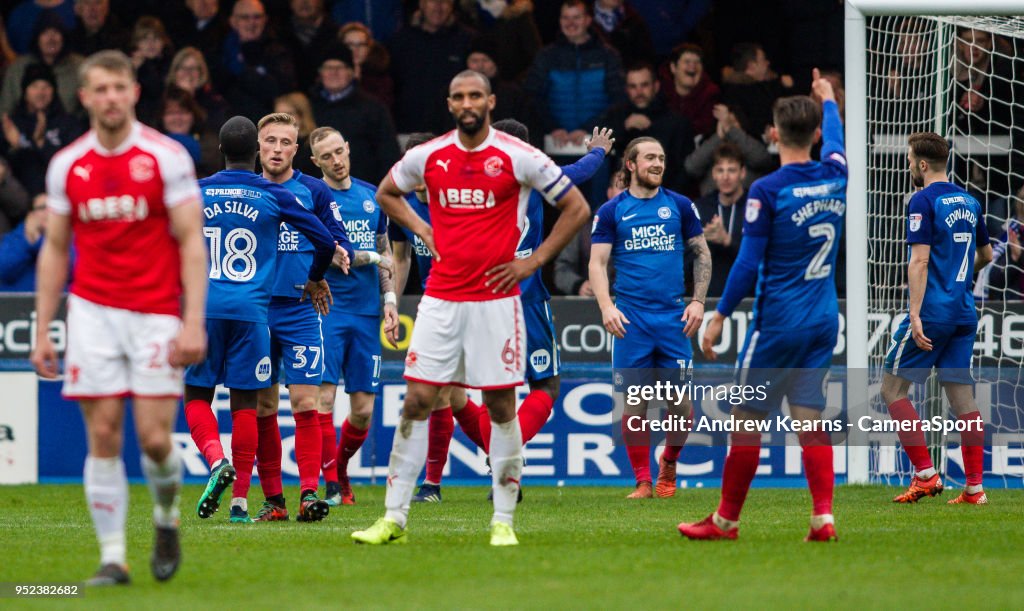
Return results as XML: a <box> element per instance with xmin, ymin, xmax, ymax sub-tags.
<box><xmin>860</xmin><ymin>12</ymin><xmax>1024</xmax><ymax>487</ymax></box>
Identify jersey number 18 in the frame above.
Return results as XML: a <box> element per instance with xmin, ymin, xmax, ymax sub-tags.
<box><xmin>204</xmin><ymin>227</ymin><xmax>258</xmax><ymax>282</ymax></box>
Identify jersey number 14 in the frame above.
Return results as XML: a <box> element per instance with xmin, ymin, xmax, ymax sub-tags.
<box><xmin>204</xmin><ymin>227</ymin><xmax>257</xmax><ymax>282</ymax></box>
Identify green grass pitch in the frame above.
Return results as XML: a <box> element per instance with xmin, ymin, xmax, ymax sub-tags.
<box><xmin>2</xmin><ymin>484</ymin><xmax>1022</xmax><ymax>609</ymax></box>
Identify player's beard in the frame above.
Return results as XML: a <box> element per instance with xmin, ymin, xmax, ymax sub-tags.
<box><xmin>457</xmin><ymin>109</ymin><xmax>486</xmax><ymax>136</ymax></box>
<box><xmin>910</xmin><ymin>167</ymin><xmax>924</xmax><ymax>188</ymax></box>
<box><xmin>635</xmin><ymin>169</ymin><xmax>663</xmax><ymax>190</ymax></box>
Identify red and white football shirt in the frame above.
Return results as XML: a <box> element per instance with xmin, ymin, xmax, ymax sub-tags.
<box><xmin>46</xmin><ymin>122</ymin><xmax>200</xmax><ymax>316</ymax></box>
<box><xmin>389</xmin><ymin>128</ymin><xmax>572</xmax><ymax>301</ymax></box>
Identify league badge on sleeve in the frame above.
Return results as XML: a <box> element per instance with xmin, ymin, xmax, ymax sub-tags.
<box><xmin>746</xmin><ymin>199</ymin><xmax>761</xmax><ymax>223</ymax></box>
<box><xmin>909</xmin><ymin>213</ymin><xmax>922</xmax><ymax>232</ymax></box>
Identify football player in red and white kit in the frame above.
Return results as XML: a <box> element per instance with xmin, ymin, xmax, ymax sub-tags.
<box><xmin>352</xmin><ymin>70</ymin><xmax>590</xmax><ymax>546</ymax></box>
<box><xmin>31</xmin><ymin>51</ymin><xmax>207</xmax><ymax>586</ymax></box>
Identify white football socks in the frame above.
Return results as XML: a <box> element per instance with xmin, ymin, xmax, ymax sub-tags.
<box><xmin>384</xmin><ymin>418</ymin><xmax>429</xmax><ymax>529</ymax></box>
<box><xmin>489</xmin><ymin>419</ymin><xmax>523</xmax><ymax>527</ymax></box>
<box><xmin>84</xmin><ymin>456</ymin><xmax>128</xmax><ymax>566</ymax></box>
<box><xmin>141</xmin><ymin>446</ymin><xmax>183</xmax><ymax>528</ymax></box>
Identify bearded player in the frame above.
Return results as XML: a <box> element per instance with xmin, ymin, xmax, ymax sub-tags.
<box><xmin>351</xmin><ymin>70</ymin><xmax>590</xmax><ymax>546</ymax></box>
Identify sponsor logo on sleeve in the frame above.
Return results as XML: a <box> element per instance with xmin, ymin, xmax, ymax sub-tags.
<box><xmin>691</xmin><ymin>203</ymin><xmax>700</xmax><ymax>221</ymax></box>
<box><xmin>909</xmin><ymin>213</ymin><xmax>922</xmax><ymax>232</ymax></box>
<box><xmin>746</xmin><ymin>199</ymin><xmax>761</xmax><ymax>223</ymax></box>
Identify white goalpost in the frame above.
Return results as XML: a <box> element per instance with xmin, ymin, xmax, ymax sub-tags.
<box><xmin>846</xmin><ymin>1</ymin><xmax>1024</xmax><ymax>486</ymax></box>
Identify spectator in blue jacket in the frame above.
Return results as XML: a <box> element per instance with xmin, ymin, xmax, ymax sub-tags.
<box><xmin>0</xmin><ymin>193</ymin><xmax>49</xmax><ymax>291</ymax></box>
<box><xmin>524</xmin><ymin>0</ymin><xmax>625</xmax><ymax>150</ymax></box>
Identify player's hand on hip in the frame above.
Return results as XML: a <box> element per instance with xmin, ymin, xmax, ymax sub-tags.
<box><xmin>383</xmin><ymin>303</ymin><xmax>400</xmax><ymax>348</ymax></box>
<box><xmin>485</xmin><ymin>257</ymin><xmax>537</xmax><ymax>294</ymax></box>
<box><xmin>682</xmin><ymin>300</ymin><xmax>705</xmax><ymax>338</ymax></box>
<box><xmin>301</xmin><ymin>279</ymin><xmax>333</xmax><ymax>315</ymax></box>
<box><xmin>417</xmin><ymin>226</ymin><xmax>440</xmax><ymax>261</ymax></box>
<box><xmin>701</xmin><ymin>312</ymin><xmax>724</xmax><ymax>360</ymax></box>
<box><xmin>30</xmin><ymin>336</ymin><xmax>60</xmax><ymax>379</ymax></box>
<box><xmin>169</xmin><ymin>323</ymin><xmax>207</xmax><ymax>367</ymax></box>
<box><xmin>333</xmin><ymin>244</ymin><xmax>351</xmax><ymax>274</ymax></box>
<box><xmin>601</xmin><ymin>304</ymin><xmax>630</xmax><ymax>339</ymax></box>
<box><xmin>586</xmin><ymin>126</ymin><xmax>615</xmax><ymax>154</ymax></box>
<box><xmin>811</xmin><ymin>68</ymin><xmax>835</xmax><ymax>103</ymax></box>
<box><xmin>909</xmin><ymin>315</ymin><xmax>932</xmax><ymax>351</ymax></box>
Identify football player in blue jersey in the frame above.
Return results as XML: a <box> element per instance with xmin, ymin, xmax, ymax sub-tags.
<box><xmin>682</xmin><ymin>69</ymin><xmax>846</xmax><ymax>542</ymax></box>
<box><xmin>250</xmin><ymin>112</ymin><xmax>354</xmax><ymax>523</ymax></box>
<box><xmin>309</xmin><ymin>126</ymin><xmax>400</xmax><ymax>507</ymax></box>
<box><xmin>590</xmin><ymin>136</ymin><xmax>710</xmax><ymax>500</ymax></box>
<box><xmin>183</xmin><ymin>116</ymin><xmax>337</xmax><ymax>524</ymax></box>
<box><xmin>881</xmin><ymin>132</ymin><xmax>992</xmax><ymax>505</ymax></box>
<box><xmin>403</xmin><ymin>123</ymin><xmax>614</xmax><ymax>504</ymax></box>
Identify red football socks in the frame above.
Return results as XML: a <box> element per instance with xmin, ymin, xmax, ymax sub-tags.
<box><xmin>319</xmin><ymin>413</ymin><xmax>338</xmax><ymax>485</ymax></box>
<box><xmin>337</xmin><ymin>418</ymin><xmax>369</xmax><ymax>479</ymax></box>
<box><xmin>887</xmin><ymin>398</ymin><xmax>934</xmax><ymax>472</ymax></box>
<box><xmin>622</xmin><ymin>417</ymin><xmax>652</xmax><ymax>483</ymax></box>
<box><xmin>959</xmin><ymin>411</ymin><xmax>984</xmax><ymax>487</ymax></box>
<box><xmin>425</xmin><ymin>407</ymin><xmax>455</xmax><ymax>484</ymax></box>
<box><xmin>518</xmin><ymin>390</ymin><xmax>554</xmax><ymax>442</ymax></box>
<box><xmin>453</xmin><ymin>399</ymin><xmax>486</xmax><ymax>449</ymax></box>
<box><xmin>230</xmin><ymin>409</ymin><xmax>257</xmax><ymax>498</ymax></box>
<box><xmin>256</xmin><ymin>414</ymin><xmax>283</xmax><ymax>499</ymax></box>
<box><xmin>185</xmin><ymin>399</ymin><xmax>224</xmax><ymax>467</ymax></box>
<box><xmin>292</xmin><ymin>410</ymin><xmax>322</xmax><ymax>494</ymax></box>
<box><xmin>799</xmin><ymin>430</ymin><xmax>834</xmax><ymax>516</ymax></box>
<box><xmin>716</xmin><ymin>432</ymin><xmax>762</xmax><ymax>522</ymax></box>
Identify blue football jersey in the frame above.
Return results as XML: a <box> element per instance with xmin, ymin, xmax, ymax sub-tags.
<box><xmin>742</xmin><ymin>148</ymin><xmax>847</xmax><ymax>331</ymax></box>
<box><xmin>326</xmin><ymin>178</ymin><xmax>388</xmax><ymax>315</ymax></box>
<box><xmin>591</xmin><ymin>188</ymin><xmax>704</xmax><ymax>311</ymax></box>
<box><xmin>271</xmin><ymin>170</ymin><xmax>352</xmax><ymax>299</ymax></box>
<box><xmin>388</xmin><ymin>192</ymin><xmax>434</xmax><ymax>290</ymax></box>
<box><xmin>515</xmin><ymin>191</ymin><xmax>550</xmax><ymax>304</ymax></box>
<box><xmin>200</xmin><ymin>170</ymin><xmax>335</xmax><ymax>323</ymax></box>
<box><xmin>906</xmin><ymin>182</ymin><xmax>990</xmax><ymax>324</ymax></box>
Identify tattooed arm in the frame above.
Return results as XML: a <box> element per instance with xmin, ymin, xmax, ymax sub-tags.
<box><xmin>682</xmin><ymin>234</ymin><xmax>710</xmax><ymax>337</ymax></box>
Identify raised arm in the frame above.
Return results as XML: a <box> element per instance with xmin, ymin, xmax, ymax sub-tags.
<box><xmin>812</xmin><ymin>68</ymin><xmax>845</xmax><ymax>160</ymax></box>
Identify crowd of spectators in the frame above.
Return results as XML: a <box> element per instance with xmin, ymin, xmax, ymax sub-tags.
<box><xmin>0</xmin><ymin>0</ymin><xmax>857</xmax><ymax>299</ymax></box>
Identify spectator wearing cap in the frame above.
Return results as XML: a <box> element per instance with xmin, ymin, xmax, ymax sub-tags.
<box><xmin>524</xmin><ymin>0</ymin><xmax>625</xmax><ymax>150</ymax></box>
<box><xmin>339</xmin><ymin>21</ymin><xmax>394</xmax><ymax>112</ymax></box>
<box><xmin>309</xmin><ymin>41</ymin><xmax>399</xmax><ymax>183</ymax></box>
<box><xmin>1</xmin><ymin>62</ymin><xmax>85</xmax><ymax>195</ymax></box>
<box><xmin>388</xmin><ymin>0</ymin><xmax>474</xmax><ymax>133</ymax></box>
<box><xmin>280</xmin><ymin>0</ymin><xmax>340</xmax><ymax>92</ymax></box>
<box><xmin>219</xmin><ymin>0</ymin><xmax>297</xmax><ymax>122</ymax></box>
<box><xmin>67</xmin><ymin>0</ymin><xmax>130</xmax><ymax>57</ymax></box>
<box><xmin>0</xmin><ymin>11</ymin><xmax>84</xmax><ymax>116</ymax></box>
<box><xmin>458</xmin><ymin>0</ymin><xmax>541</xmax><ymax>82</ymax></box>
<box><xmin>6</xmin><ymin>1</ymin><xmax>77</xmax><ymax>55</ymax></box>
<box><xmin>590</xmin><ymin>62</ymin><xmax>693</xmax><ymax>194</ymax></box>
<box><xmin>659</xmin><ymin>43</ymin><xmax>719</xmax><ymax>137</ymax></box>
<box><xmin>466</xmin><ymin>37</ymin><xmax>541</xmax><ymax>146</ymax></box>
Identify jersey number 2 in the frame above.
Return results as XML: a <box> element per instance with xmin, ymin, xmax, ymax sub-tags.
<box><xmin>804</xmin><ymin>223</ymin><xmax>836</xmax><ymax>280</ymax></box>
<box><xmin>204</xmin><ymin>227</ymin><xmax>257</xmax><ymax>281</ymax></box>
